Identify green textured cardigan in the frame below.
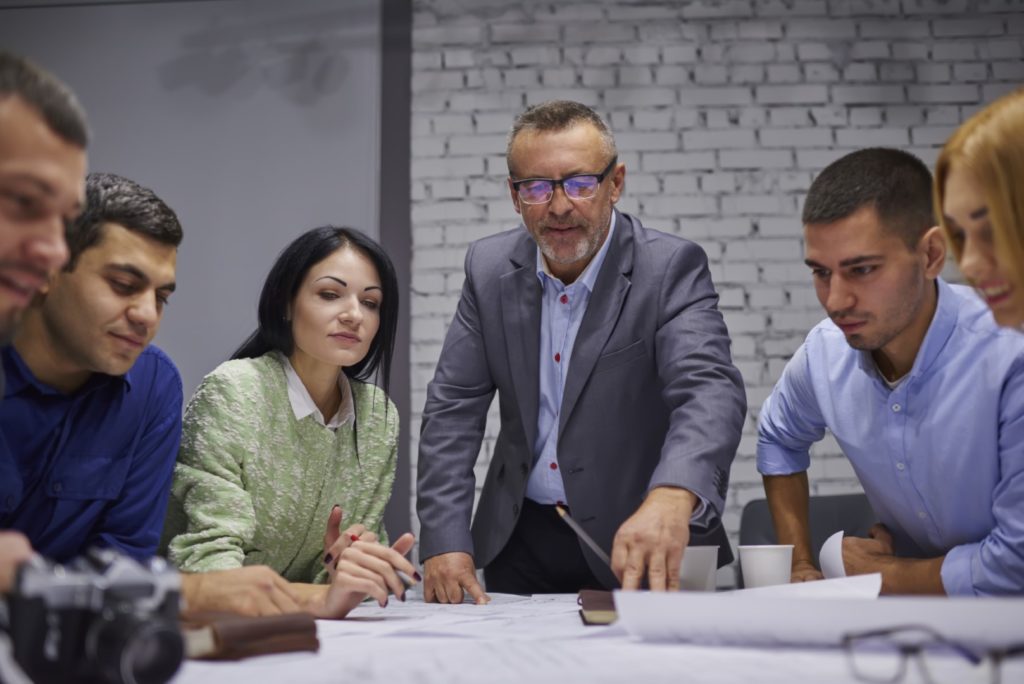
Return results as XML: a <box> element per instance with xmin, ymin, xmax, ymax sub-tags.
<box><xmin>161</xmin><ymin>352</ymin><xmax>397</xmax><ymax>583</ymax></box>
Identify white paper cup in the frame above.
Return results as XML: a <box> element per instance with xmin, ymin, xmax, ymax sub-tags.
<box><xmin>739</xmin><ymin>544</ymin><xmax>793</xmax><ymax>588</ymax></box>
<box><xmin>679</xmin><ymin>545</ymin><xmax>719</xmax><ymax>591</ymax></box>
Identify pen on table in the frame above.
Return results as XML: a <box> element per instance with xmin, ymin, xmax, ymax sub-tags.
<box><xmin>555</xmin><ymin>504</ymin><xmax>618</xmax><ymax>587</ymax></box>
<box><xmin>394</xmin><ymin>568</ymin><xmax>424</xmax><ymax>601</ymax></box>
<box><xmin>326</xmin><ymin>534</ymin><xmax>422</xmax><ymax>602</ymax></box>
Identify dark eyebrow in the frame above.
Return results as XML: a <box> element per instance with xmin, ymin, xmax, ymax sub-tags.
<box><xmin>2</xmin><ymin>174</ymin><xmax>52</xmax><ymax>195</ymax></box>
<box><xmin>837</xmin><ymin>255</ymin><xmax>884</xmax><ymax>268</ymax></box>
<box><xmin>3</xmin><ymin>174</ymin><xmax>82</xmax><ymax>214</ymax></box>
<box><xmin>316</xmin><ymin>275</ymin><xmax>382</xmax><ymax>293</ymax></box>
<box><xmin>804</xmin><ymin>255</ymin><xmax>883</xmax><ymax>270</ymax></box>
<box><xmin>105</xmin><ymin>263</ymin><xmax>176</xmax><ymax>292</ymax></box>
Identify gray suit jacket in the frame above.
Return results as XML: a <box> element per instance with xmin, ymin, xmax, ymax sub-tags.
<box><xmin>417</xmin><ymin>212</ymin><xmax>746</xmax><ymax>586</ymax></box>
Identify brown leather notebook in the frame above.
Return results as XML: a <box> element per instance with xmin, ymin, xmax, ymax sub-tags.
<box><xmin>577</xmin><ymin>589</ymin><xmax>617</xmax><ymax>626</ymax></box>
<box><xmin>180</xmin><ymin>611</ymin><xmax>319</xmax><ymax>661</ymax></box>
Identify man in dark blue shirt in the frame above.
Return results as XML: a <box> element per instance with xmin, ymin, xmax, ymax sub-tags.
<box><xmin>0</xmin><ymin>50</ymin><xmax>89</xmax><ymax>591</ymax></box>
<box><xmin>0</xmin><ymin>171</ymin><xmax>183</xmax><ymax>563</ymax></box>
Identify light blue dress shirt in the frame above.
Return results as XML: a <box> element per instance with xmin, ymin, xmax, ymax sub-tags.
<box><xmin>757</xmin><ymin>279</ymin><xmax>1024</xmax><ymax>596</ymax></box>
<box><xmin>526</xmin><ymin>214</ymin><xmax>617</xmax><ymax>505</ymax></box>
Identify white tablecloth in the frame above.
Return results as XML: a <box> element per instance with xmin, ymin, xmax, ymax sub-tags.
<box><xmin>173</xmin><ymin>593</ymin><xmax>1024</xmax><ymax>684</ymax></box>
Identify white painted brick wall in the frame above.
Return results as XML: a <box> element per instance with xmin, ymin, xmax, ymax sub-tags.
<box><xmin>409</xmin><ymin>0</ymin><xmax>1024</xmax><ymax>583</ymax></box>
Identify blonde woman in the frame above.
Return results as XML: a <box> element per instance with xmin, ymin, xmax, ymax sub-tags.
<box><xmin>935</xmin><ymin>88</ymin><xmax>1024</xmax><ymax>329</ymax></box>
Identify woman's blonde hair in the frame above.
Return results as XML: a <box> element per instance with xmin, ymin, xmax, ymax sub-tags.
<box><xmin>934</xmin><ymin>88</ymin><xmax>1024</xmax><ymax>288</ymax></box>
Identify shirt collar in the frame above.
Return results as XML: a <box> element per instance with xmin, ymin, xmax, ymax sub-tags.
<box><xmin>1</xmin><ymin>345</ymin><xmax>130</xmax><ymax>398</ymax></box>
<box><xmin>909</xmin><ymin>277</ymin><xmax>958</xmax><ymax>378</ymax></box>
<box><xmin>855</xmin><ymin>278</ymin><xmax>956</xmax><ymax>381</ymax></box>
<box><xmin>535</xmin><ymin>210</ymin><xmax>618</xmax><ymax>292</ymax></box>
<box><xmin>281</xmin><ymin>354</ymin><xmax>354</xmax><ymax>429</ymax></box>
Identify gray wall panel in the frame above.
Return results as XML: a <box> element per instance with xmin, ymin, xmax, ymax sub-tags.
<box><xmin>0</xmin><ymin>0</ymin><xmax>382</xmax><ymax>398</ymax></box>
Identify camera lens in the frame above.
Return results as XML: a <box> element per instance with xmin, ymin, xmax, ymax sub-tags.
<box><xmin>90</xmin><ymin>613</ymin><xmax>184</xmax><ymax>684</ymax></box>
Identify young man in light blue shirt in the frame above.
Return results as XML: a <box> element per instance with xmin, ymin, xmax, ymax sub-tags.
<box><xmin>757</xmin><ymin>148</ymin><xmax>1024</xmax><ymax>596</ymax></box>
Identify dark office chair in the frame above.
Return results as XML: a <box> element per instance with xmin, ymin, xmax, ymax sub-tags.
<box><xmin>736</xmin><ymin>493</ymin><xmax>876</xmax><ymax>587</ymax></box>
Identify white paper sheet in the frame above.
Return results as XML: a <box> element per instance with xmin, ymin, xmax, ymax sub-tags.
<box><xmin>819</xmin><ymin>530</ymin><xmax>847</xmax><ymax>579</ymax></box>
<box><xmin>316</xmin><ymin>592</ymin><xmax>597</xmax><ymax>641</ymax></box>
<box><xmin>175</xmin><ymin>637</ymin><xmax>874</xmax><ymax>684</ymax></box>
<box><xmin>614</xmin><ymin>590</ymin><xmax>1024</xmax><ymax>649</ymax></box>
<box><xmin>732</xmin><ymin>573</ymin><xmax>879</xmax><ymax>599</ymax></box>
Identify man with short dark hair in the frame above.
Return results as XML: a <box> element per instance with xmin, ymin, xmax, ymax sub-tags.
<box><xmin>0</xmin><ymin>172</ymin><xmax>183</xmax><ymax>562</ymax></box>
<box><xmin>0</xmin><ymin>50</ymin><xmax>88</xmax><ymax>592</ymax></box>
<box><xmin>417</xmin><ymin>100</ymin><xmax>746</xmax><ymax>601</ymax></box>
<box><xmin>0</xmin><ymin>51</ymin><xmax>87</xmax><ymax>355</ymax></box>
<box><xmin>758</xmin><ymin>148</ymin><xmax>1024</xmax><ymax>595</ymax></box>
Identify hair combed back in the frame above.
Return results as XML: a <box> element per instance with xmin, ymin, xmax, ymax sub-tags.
<box><xmin>506</xmin><ymin>100</ymin><xmax>617</xmax><ymax>175</ymax></box>
<box><xmin>66</xmin><ymin>172</ymin><xmax>182</xmax><ymax>270</ymax></box>
<box><xmin>0</xmin><ymin>51</ymin><xmax>89</xmax><ymax>147</ymax></box>
<box><xmin>935</xmin><ymin>88</ymin><xmax>1024</xmax><ymax>287</ymax></box>
<box><xmin>232</xmin><ymin>226</ymin><xmax>399</xmax><ymax>395</ymax></box>
<box><xmin>802</xmin><ymin>147</ymin><xmax>934</xmax><ymax>248</ymax></box>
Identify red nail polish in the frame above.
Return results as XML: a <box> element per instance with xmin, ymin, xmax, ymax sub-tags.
<box><xmin>324</xmin><ymin>553</ymin><xmax>333</xmax><ymax>565</ymax></box>
<box><xmin>350</xmin><ymin>534</ymin><xmax>360</xmax><ymax>542</ymax></box>
<box><xmin>413</xmin><ymin>571</ymin><xmax>422</xmax><ymax>582</ymax></box>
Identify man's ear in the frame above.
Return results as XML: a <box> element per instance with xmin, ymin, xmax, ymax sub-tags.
<box><xmin>35</xmin><ymin>270</ymin><xmax>59</xmax><ymax>298</ymax></box>
<box><xmin>919</xmin><ymin>225</ymin><xmax>947</xmax><ymax>278</ymax></box>
<box><xmin>608</xmin><ymin>162</ymin><xmax>625</xmax><ymax>205</ymax></box>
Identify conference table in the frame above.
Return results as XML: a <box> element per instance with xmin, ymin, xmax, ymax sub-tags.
<box><xmin>173</xmin><ymin>591</ymin><xmax>1024</xmax><ymax>684</ymax></box>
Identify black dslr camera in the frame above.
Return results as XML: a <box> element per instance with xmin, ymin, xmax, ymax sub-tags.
<box><xmin>3</xmin><ymin>548</ymin><xmax>184</xmax><ymax>684</ymax></box>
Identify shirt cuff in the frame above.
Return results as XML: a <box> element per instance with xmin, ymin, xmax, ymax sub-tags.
<box><xmin>941</xmin><ymin>542</ymin><xmax>979</xmax><ymax>596</ymax></box>
<box><xmin>756</xmin><ymin>441</ymin><xmax>811</xmax><ymax>476</ymax></box>
<box><xmin>689</xmin><ymin>494</ymin><xmax>713</xmax><ymax>530</ymax></box>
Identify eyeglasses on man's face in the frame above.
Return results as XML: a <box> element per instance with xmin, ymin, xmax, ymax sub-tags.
<box><xmin>842</xmin><ymin>625</ymin><xmax>1024</xmax><ymax>684</ymax></box>
<box><xmin>510</xmin><ymin>156</ymin><xmax>618</xmax><ymax>205</ymax></box>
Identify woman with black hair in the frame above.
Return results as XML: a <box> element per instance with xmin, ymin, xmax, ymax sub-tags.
<box><xmin>162</xmin><ymin>226</ymin><xmax>414</xmax><ymax>617</ymax></box>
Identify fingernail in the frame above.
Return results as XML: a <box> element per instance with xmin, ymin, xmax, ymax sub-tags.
<box><xmin>332</xmin><ymin>504</ymin><xmax>340</xmax><ymax>512</ymax></box>
<box><xmin>350</xmin><ymin>534</ymin><xmax>360</xmax><ymax>542</ymax></box>
<box><xmin>413</xmin><ymin>571</ymin><xmax>422</xmax><ymax>582</ymax></box>
<box><xmin>384</xmin><ymin>598</ymin><xmax>389</xmax><ymax>607</ymax></box>
<box><xmin>323</xmin><ymin>554</ymin><xmax>333</xmax><ymax>565</ymax></box>
<box><xmin>399</xmin><ymin>592</ymin><xmax>406</xmax><ymax>602</ymax></box>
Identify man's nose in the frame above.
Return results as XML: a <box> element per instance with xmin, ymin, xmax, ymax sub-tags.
<box><xmin>127</xmin><ymin>293</ymin><xmax>160</xmax><ymax>329</ymax></box>
<box><xmin>827</xmin><ymin>278</ymin><xmax>855</xmax><ymax>315</ymax></box>
<box><xmin>547</xmin><ymin>184</ymin><xmax>574</xmax><ymax>216</ymax></box>
<box><xmin>26</xmin><ymin>216</ymin><xmax>70</xmax><ymax>274</ymax></box>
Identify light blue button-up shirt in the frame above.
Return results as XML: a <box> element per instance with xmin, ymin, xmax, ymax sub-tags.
<box><xmin>526</xmin><ymin>214</ymin><xmax>617</xmax><ymax>505</ymax></box>
<box><xmin>757</xmin><ymin>279</ymin><xmax>1024</xmax><ymax>595</ymax></box>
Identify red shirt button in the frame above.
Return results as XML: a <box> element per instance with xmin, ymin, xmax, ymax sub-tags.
<box><xmin>560</xmin><ymin>294</ymin><xmax>568</xmax><ymax>304</ymax></box>
<box><xmin>549</xmin><ymin>462</ymin><xmax>558</xmax><ymax>470</ymax></box>
<box><xmin>554</xmin><ymin>353</ymin><xmax>561</xmax><ymax>362</ymax></box>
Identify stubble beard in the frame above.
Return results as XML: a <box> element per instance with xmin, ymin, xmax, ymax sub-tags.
<box><xmin>535</xmin><ymin>209</ymin><xmax>610</xmax><ymax>270</ymax></box>
<box><xmin>838</xmin><ymin>266</ymin><xmax>926</xmax><ymax>353</ymax></box>
<box><xmin>0</xmin><ymin>309</ymin><xmax>19</xmax><ymax>345</ymax></box>
<box><xmin>538</xmin><ymin>227</ymin><xmax>596</xmax><ymax>267</ymax></box>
